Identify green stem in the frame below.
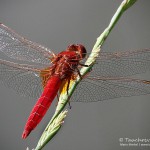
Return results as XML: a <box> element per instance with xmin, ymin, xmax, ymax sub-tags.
<box><xmin>35</xmin><ymin>0</ymin><xmax>137</xmax><ymax>149</ymax></box>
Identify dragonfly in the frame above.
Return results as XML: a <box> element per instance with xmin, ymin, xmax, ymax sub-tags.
<box><xmin>0</xmin><ymin>23</ymin><xmax>150</xmax><ymax>139</ymax></box>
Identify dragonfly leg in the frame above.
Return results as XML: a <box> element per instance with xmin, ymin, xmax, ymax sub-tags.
<box><xmin>56</xmin><ymin>93</ymin><xmax>60</xmax><ymax>106</ymax></box>
<box><xmin>66</xmin><ymin>78</ymin><xmax>70</xmax><ymax>95</ymax></box>
<box><xmin>68</xmin><ymin>101</ymin><xmax>72</xmax><ymax>109</ymax></box>
<box><xmin>80</xmin><ymin>62</ymin><xmax>96</xmax><ymax>74</ymax></box>
<box><xmin>79</xmin><ymin>63</ymin><xmax>89</xmax><ymax>67</ymax></box>
<box><xmin>76</xmin><ymin>68</ymin><xmax>82</xmax><ymax>79</ymax></box>
<box><xmin>66</xmin><ymin>78</ymin><xmax>72</xmax><ymax>109</ymax></box>
<box><xmin>79</xmin><ymin>62</ymin><xmax>94</xmax><ymax>72</ymax></box>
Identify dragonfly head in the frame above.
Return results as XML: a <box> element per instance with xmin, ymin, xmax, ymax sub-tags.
<box><xmin>67</xmin><ymin>44</ymin><xmax>87</xmax><ymax>59</ymax></box>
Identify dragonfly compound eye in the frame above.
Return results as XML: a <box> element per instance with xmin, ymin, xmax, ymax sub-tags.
<box><xmin>67</xmin><ymin>44</ymin><xmax>87</xmax><ymax>59</ymax></box>
<box><xmin>76</xmin><ymin>44</ymin><xmax>87</xmax><ymax>59</ymax></box>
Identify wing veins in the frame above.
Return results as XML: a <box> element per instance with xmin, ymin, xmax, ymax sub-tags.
<box><xmin>0</xmin><ymin>59</ymin><xmax>40</xmax><ymax>72</ymax></box>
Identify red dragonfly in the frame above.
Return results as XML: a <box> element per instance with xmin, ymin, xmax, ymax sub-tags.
<box><xmin>0</xmin><ymin>24</ymin><xmax>150</xmax><ymax>139</ymax></box>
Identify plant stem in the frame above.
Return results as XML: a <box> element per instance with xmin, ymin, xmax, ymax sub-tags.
<box><xmin>35</xmin><ymin>0</ymin><xmax>137</xmax><ymax>149</ymax></box>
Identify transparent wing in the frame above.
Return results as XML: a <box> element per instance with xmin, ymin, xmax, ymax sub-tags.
<box><xmin>89</xmin><ymin>49</ymin><xmax>150</xmax><ymax>77</ymax></box>
<box><xmin>0</xmin><ymin>59</ymin><xmax>42</xmax><ymax>99</ymax></box>
<box><xmin>0</xmin><ymin>23</ymin><xmax>55</xmax><ymax>65</ymax></box>
<box><xmin>71</xmin><ymin>77</ymin><xmax>150</xmax><ymax>102</ymax></box>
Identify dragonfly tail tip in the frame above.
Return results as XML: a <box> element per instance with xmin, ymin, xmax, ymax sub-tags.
<box><xmin>22</xmin><ymin>130</ymin><xmax>30</xmax><ymax>139</ymax></box>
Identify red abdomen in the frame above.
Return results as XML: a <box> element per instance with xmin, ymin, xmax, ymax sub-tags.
<box><xmin>22</xmin><ymin>76</ymin><xmax>61</xmax><ymax>139</ymax></box>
